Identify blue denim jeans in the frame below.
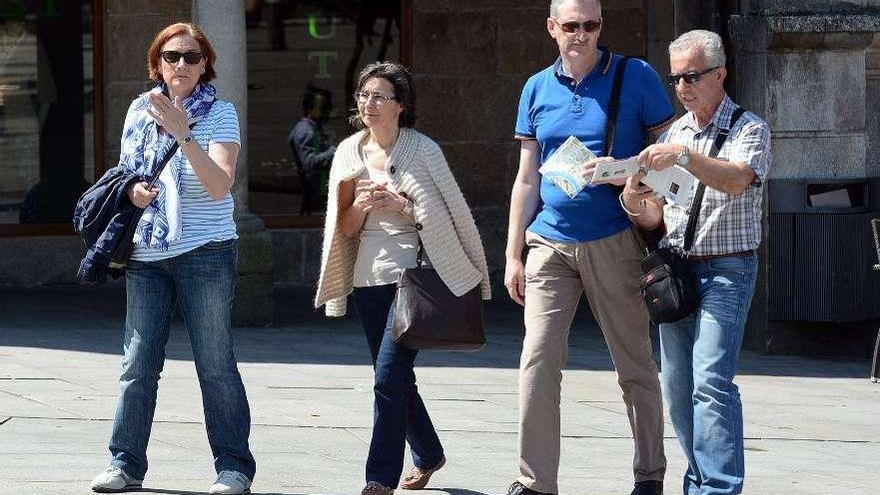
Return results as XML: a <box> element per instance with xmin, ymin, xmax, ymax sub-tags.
<box><xmin>660</xmin><ymin>254</ymin><xmax>757</xmax><ymax>495</ymax></box>
<box><xmin>108</xmin><ymin>239</ymin><xmax>256</xmax><ymax>481</ymax></box>
<box><xmin>351</xmin><ymin>284</ymin><xmax>444</xmax><ymax>488</ymax></box>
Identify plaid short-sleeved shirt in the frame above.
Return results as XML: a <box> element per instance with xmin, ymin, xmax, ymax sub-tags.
<box><xmin>659</xmin><ymin>95</ymin><xmax>772</xmax><ymax>255</ymax></box>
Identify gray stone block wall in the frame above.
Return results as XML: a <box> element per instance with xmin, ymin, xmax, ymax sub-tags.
<box><xmin>867</xmin><ymin>34</ymin><xmax>880</xmax><ymax>177</ymax></box>
<box><xmin>731</xmin><ymin>13</ymin><xmax>880</xmax><ymax>179</ymax></box>
<box><xmin>0</xmin><ymin>237</ymin><xmax>87</xmax><ymax>287</ymax></box>
<box><xmin>271</xmin><ymin>228</ymin><xmax>323</xmax><ymax>289</ymax></box>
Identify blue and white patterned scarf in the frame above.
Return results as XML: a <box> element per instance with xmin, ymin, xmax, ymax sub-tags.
<box><xmin>119</xmin><ymin>83</ymin><xmax>216</xmax><ymax>251</ymax></box>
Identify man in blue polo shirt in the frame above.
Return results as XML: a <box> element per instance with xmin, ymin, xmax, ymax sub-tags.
<box><xmin>503</xmin><ymin>1</ymin><xmax>674</xmax><ymax>495</ymax></box>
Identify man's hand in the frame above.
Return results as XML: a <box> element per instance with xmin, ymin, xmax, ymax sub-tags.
<box><xmin>127</xmin><ymin>181</ymin><xmax>159</xmax><ymax>209</ymax></box>
<box><xmin>504</xmin><ymin>257</ymin><xmax>526</xmax><ymax>306</ymax></box>
<box><xmin>638</xmin><ymin>143</ymin><xmax>683</xmax><ymax>172</ymax></box>
<box><xmin>579</xmin><ymin>156</ymin><xmax>615</xmax><ymax>183</ymax></box>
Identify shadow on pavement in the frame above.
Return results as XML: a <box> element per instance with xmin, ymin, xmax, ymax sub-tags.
<box><xmin>0</xmin><ymin>284</ymin><xmax>871</xmax><ymax>379</ymax></box>
<box><xmin>141</xmin><ymin>490</ymin><xmax>301</xmax><ymax>495</ymax></box>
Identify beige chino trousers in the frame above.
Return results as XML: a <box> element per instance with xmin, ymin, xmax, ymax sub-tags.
<box><xmin>517</xmin><ymin>228</ymin><xmax>666</xmax><ymax>494</ymax></box>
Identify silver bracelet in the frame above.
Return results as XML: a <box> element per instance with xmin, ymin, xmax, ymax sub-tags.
<box><xmin>618</xmin><ymin>192</ymin><xmax>644</xmax><ymax>217</ymax></box>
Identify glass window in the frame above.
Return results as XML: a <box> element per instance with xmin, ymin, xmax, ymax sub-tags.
<box><xmin>246</xmin><ymin>0</ymin><xmax>402</xmax><ymax>220</ymax></box>
<box><xmin>0</xmin><ymin>0</ymin><xmax>95</xmax><ymax>224</ymax></box>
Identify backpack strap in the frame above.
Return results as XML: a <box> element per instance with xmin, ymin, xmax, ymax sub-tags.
<box><xmin>603</xmin><ymin>56</ymin><xmax>630</xmax><ymax>157</ymax></box>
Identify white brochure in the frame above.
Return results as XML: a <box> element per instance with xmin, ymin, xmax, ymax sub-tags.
<box><xmin>538</xmin><ymin>135</ymin><xmax>597</xmax><ymax>199</ymax></box>
<box><xmin>590</xmin><ymin>156</ymin><xmax>641</xmax><ymax>185</ymax></box>
<box><xmin>641</xmin><ymin>165</ymin><xmax>695</xmax><ymax>205</ymax></box>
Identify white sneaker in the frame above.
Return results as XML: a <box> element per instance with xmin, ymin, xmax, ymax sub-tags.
<box><xmin>209</xmin><ymin>470</ymin><xmax>252</xmax><ymax>494</ymax></box>
<box><xmin>90</xmin><ymin>465</ymin><xmax>143</xmax><ymax>492</ymax></box>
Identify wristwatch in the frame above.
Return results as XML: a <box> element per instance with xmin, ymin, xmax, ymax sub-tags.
<box><xmin>674</xmin><ymin>145</ymin><xmax>690</xmax><ymax>168</ymax></box>
<box><xmin>179</xmin><ymin>133</ymin><xmax>194</xmax><ymax>146</ymax></box>
<box><xmin>398</xmin><ymin>198</ymin><xmax>414</xmax><ymax>217</ymax></box>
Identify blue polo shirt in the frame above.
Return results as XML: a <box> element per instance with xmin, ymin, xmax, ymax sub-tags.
<box><xmin>515</xmin><ymin>49</ymin><xmax>674</xmax><ymax>243</ymax></box>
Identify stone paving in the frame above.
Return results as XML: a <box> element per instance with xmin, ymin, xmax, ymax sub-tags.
<box><xmin>1</xmin><ymin>288</ymin><xmax>877</xmax><ymax>495</ymax></box>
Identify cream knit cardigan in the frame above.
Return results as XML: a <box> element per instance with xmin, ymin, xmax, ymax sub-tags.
<box><xmin>314</xmin><ymin>127</ymin><xmax>491</xmax><ymax>317</ymax></box>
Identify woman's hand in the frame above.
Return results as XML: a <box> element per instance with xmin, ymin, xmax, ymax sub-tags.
<box><xmin>352</xmin><ymin>179</ymin><xmax>376</xmax><ymax>212</ymax></box>
<box><xmin>146</xmin><ymin>92</ymin><xmax>189</xmax><ymax>141</ymax></box>
<box><xmin>127</xmin><ymin>181</ymin><xmax>159</xmax><ymax>209</ymax></box>
<box><xmin>354</xmin><ymin>179</ymin><xmax>407</xmax><ymax>213</ymax></box>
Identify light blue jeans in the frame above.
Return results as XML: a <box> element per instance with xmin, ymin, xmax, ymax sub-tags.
<box><xmin>660</xmin><ymin>254</ymin><xmax>757</xmax><ymax>495</ymax></box>
<box><xmin>107</xmin><ymin>239</ymin><xmax>256</xmax><ymax>481</ymax></box>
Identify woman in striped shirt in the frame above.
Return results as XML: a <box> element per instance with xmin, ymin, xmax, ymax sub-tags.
<box><xmin>90</xmin><ymin>23</ymin><xmax>254</xmax><ymax>495</ymax></box>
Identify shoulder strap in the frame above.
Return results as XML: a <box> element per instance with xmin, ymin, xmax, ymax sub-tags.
<box><xmin>603</xmin><ymin>56</ymin><xmax>630</xmax><ymax>157</ymax></box>
<box><xmin>683</xmin><ymin>106</ymin><xmax>747</xmax><ymax>251</ymax></box>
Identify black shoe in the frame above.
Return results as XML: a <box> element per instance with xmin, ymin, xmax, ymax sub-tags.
<box><xmin>506</xmin><ymin>481</ymin><xmax>555</xmax><ymax>495</ymax></box>
<box><xmin>630</xmin><ymin>480</ymin><xmax>663</xmax><ymax>495</ymax></box>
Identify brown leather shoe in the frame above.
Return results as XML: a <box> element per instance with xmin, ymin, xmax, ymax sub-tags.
<box><xmin>361</xmin><ymin>481</ymin><xmax>394</xmax><ymax>495</ymax></box>
<box><xmin>399</xmin><ymin>456</ymin><xmax>446</xmax><ymax>490</ymax></box>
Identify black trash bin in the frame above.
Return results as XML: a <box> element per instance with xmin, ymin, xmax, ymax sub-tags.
<box><xmin>769</xmin><ymin>178</ymin><xmax>880</xmax><ymax>321</ymax></box>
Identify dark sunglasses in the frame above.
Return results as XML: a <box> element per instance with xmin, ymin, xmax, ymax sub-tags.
<box><xmin>555</xmin><ymin>19</ymin><xmax>602</xmax><ymax>34</ymax></box>
<box><xmin>668</xmin><ymin>66</ymin><xmax>719</xmax><ymax>86</ymax></box>
<box><xmin>161</xmin><ymin>50</ymin><xmax>204</xmax><ymax>65</ymax></box>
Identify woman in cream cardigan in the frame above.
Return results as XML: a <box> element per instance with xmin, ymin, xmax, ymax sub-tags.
<box><xmin>314</xmin><ymin>61</ymin><xmax>491</xmax><ymax>495</ymax></box>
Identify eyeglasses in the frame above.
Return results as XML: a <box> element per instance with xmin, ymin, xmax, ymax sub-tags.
<box><xmin>668</xmin><ymin>66</ymin><xmax>719</xmax><ymax>86</ymax></box>
<box><xmin>161</xmin><ymin>50</ymin><xmax>204</xmax><ymax>65</ymax></box>
<box><xmin>554</xmin><ymin>18</ymin><xmax>602</xmax><ymax>34</ymax></box>
<box><xmin>354</xmin><ymin>91</ymin><xmax>396</xmax><ymax>105</ymax></box>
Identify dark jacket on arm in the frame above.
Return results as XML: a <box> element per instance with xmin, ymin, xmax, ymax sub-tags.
<box><xmin>72</xmin><ymin>165</ymin><xmax>143</xmax><ymax>283</ymax></box>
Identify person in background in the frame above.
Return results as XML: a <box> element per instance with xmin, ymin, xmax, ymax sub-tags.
<box><xmin>288</xmin><ymin>83</ymin><xmax>336</xmax><ymax>214</ymax></box>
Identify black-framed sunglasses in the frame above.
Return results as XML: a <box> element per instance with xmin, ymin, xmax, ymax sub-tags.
<box><xmin>555</xmin><ymin>18</ymin><xmax>602</xmax><ymax>34</ymax></box>
<box><xmin>161</xmin><ymin>50</ymin><xmax>204</xmax><ymax>65</ymax></box>
<box><xmin>668</xmin><ymin>66</ymin><xmax>719</xmax><ymax>86</ymax></box>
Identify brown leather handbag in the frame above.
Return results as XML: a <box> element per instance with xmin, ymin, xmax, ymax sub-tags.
<box><xmin>391</xmin><ymin>243</ymin><xmax>485</xmax><ymax>351</ymax></box>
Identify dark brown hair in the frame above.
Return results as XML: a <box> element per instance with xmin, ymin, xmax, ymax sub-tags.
<box><xmin>146</xmin><ymin>22</ymin><xmax>217</xmax><ymax>84</ymax></box>
<box><xmin>349</xmin><ymin>61</ymin><xmax>417</xmax><ymax>129</ymax></box>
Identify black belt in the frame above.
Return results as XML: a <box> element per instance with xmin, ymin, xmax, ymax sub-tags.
<box><xmin>687</xmin><ymin>250</ymin><xmax>754</xmax><ymax>261</ymax></box>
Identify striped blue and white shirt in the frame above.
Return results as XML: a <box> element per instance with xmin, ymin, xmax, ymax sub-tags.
<box><xmin>130</xmin><ymin>100</ymin><xmax>240</xmax><ymax>262</ymax></box>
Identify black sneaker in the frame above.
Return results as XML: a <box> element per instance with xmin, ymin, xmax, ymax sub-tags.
<box><xmin>630</xmin><ymin>480</ymin><xmax>663</xmax><ymax>495</ymax></box>
<box><xmin>506</xmin><ymin>481</ymin><xmax>556</xmax><ymax>495</ymax></box>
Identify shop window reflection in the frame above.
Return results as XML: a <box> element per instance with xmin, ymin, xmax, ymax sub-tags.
<box><xmin>246</xmin><ymin>0</ymin><xmax>401</xmax><ymax>220</ymax></box>
<box><xmin>0</xmin><ymin>1</ymin><xmax>94</xmax><ymax>224</ymax></box>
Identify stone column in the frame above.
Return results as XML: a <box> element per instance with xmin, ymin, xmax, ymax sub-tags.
<box><xmin>730</xmin><ymin>11</ymin><xmax>880</xmax><ymax>350</ymax></box>
<box><xmin>193</xmin><ymin>0</ymin><xmax>273</xmax><ymax>325</ymax></box>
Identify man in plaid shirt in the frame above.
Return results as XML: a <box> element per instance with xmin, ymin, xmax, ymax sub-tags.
<box><xmin>622</xmin><ymin>30</ymin><xmax>771</xmax><ymax>495</ymax></box>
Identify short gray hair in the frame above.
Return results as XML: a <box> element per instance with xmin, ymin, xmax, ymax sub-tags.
<box><xmin>550</xmin><ymin>0</ymin><xmax>602</xmax><ymax>18</ymax></box>
<box><xmin>668</xmin><ymin>30</ymin><xmax>726</xmax><ymax>68</ymax></box>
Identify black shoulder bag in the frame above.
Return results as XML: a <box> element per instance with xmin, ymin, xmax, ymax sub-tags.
<box><xmin>392</xmin><ymin>241</ymin><xmax>485</xmax><ymax>351</ymax></box>
<box><xmin>638</xmin><ymin>107</ymin><xmax>747</xmax><ymax>323</ymax></box>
